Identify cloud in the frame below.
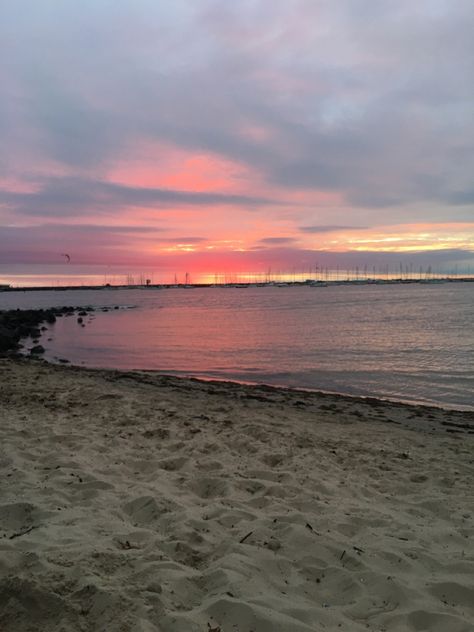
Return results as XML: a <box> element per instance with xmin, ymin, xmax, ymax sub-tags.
<box><xmin>1</xmin><ymin>217</ymin><xmax>472</xmax><ymax>272</ymax></box>
<box><xmin>2</xmin><ymin>2</ymin><xmax>473</xmax><ymax>202</ymax></box>
<box><xmin>0</xmin><ymin>176</ymin><xmax>276</xmax><ymax>217</ymax></box>
<box><xmin>0</xmin><ymin>0</ymin><xmax>473</xmax><ymax>266</ymax></box>
<box><xmin>446</xmin><ymin>189</ymin><xmax>474</xmax><ymax>206</ymax></box>
<box><xmin>299</xmin><ymin>225</ymin><xmax>368</xmax><ymax>234</ymax></box>
<box><xmin>158</xmin><ymin>236</ymin><xmax>208</xmax><ymax>243</ymax></box>
<box><xmin>163</xmin><ymin>247</ymin><xmax>474</xmax><ymax>274</ymax></box>
<box><xmin>259</xmin><ymin>237</ymin><xmax>297</xmax><ymax>244</ymax></box>
<box><xmin>39</xmin><ymin>223</ymin><xmax>165</xmax><ymax>234</ymax></box>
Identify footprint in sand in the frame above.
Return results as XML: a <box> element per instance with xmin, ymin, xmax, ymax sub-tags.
<box><xmin>195</xmin><ymin>459</ymin><xmax>224</xmax><ymax>472</ymax></box>
<box><xmin>388</xmin><ymin>608</ymin><xmax>471</xmax><ymax>632</ymax></box>
<box><xmin>158</xmin><ymin>456</ymin><xmax>189</xmax><ymax>472</ymax></box>
<box><xmin>0</xmin><ymin>577</ymin><xmax>67</xmax><ymax>630</ymax></box>
<box><xmin>429</xmin><ymin>581</ymin><xmax>474</xmax><ymax>610</ymax></box>
<box><xmin>0</xmin><ymin>502</ymin><xmax>47</xmax><ymax>538</ymax></box>
<box><xmin>189</xmin><ymin>477</ymin><xmax>229</xmax><ymax>499</ymax></box>
<box><xmin>262</xmin><ymin>453</ymin><xmax>285</xmax><ymax>467</ymax></box>
<box><xmin>122</xmin><ymin>495</ymin><xmax>180</xmax><ymax>527</ymax></box>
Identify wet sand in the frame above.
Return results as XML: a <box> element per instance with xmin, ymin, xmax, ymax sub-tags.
<box><xmin>0</xmin><ymin>357</ymin><xmax>473</xmax><ymax>631</ymax></box>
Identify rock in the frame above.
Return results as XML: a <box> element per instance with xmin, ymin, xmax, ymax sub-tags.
<box><xmin>0</xmin><ymin>306</ymin><xmax>98</xmax><ymax>357</ymax></box>
<box><xmin>30</xmin><ymin>345</ymin><xmax>45</xmax><ymax>354</ymax></box>
<box><xmin>0</xmin><ymin>327</ymin><xmax>19</xmax><ymax>352</ymax></box>
<box><xmin>45</xmin><ymin>311</ymin><xmax>56</xmax><ymax>324</ymax></box>
<box><xmin>77</xmin><ymin>317</ymin><xmax>83</xmax><ymax>324</ymax></box>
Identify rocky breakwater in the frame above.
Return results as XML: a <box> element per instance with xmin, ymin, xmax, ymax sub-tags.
<box><xmin>0</xmin><ymin>306</ymin><xmax>94</xmax><ymax>356</ymax></box>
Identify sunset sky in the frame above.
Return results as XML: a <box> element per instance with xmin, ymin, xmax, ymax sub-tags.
<box><xmin>1</xmin><ymin>0</ymin><xmax>473</xmax><ymax>284</ymax></box>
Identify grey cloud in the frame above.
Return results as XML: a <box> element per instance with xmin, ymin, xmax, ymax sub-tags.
<box><xmin>0</xmin><ymin>225</ymin><xmax>140</xmax><ymax>265</ymax></box>
<box><xmin>299</xmin><ymin>225</ymin><xmax>368</xmax><ymax>234</ymax></box>
<box><xmin>446</xmin><ymin>189</ymin><xmax>474</xmax><ymax>206</ymax></box>
<box><xmin>0</xmin><ymin>223</ymin><xmax>210</xmax><ymax>265</ymax></box>
<box><xmin>0</xmin><ymin>223</ymin><xmax>162</xmax><ymax>244</ymax></box>
<box><xmin>0</xmin><ymin>177</ymin><xmax>276</xmax><ymax>217</ymax></box>
<box><xmin>259</xmin><ymin>237</ymin><xmax>297</xmax><ymax>244</ymax></box>
<box><xmin>33</xmin><ymin>83</ymin><xmax>117</xmax><ymax>168</ymax></box>
<box><xmin>0</xmin><ymin>0</ymin><xmax>473</xmax><ymax>220</ymax></box>
<box><xmin>33</xmin><ymin>223</ymin><xmax>165</xmax><ymax>234</ymax></box>
<box><xmin>158</xmin><ymin>236</ymin><xmax>208</xmax><ymax>243</ymax></box>
<box><xmin>220</xmin><ymin>246</ymin><xmax>474</xmax><ymax>272</ymax></box>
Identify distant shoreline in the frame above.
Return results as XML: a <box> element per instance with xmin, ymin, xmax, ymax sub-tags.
<box><xmin>1</xmin><ymin>276</ymin><xmax>473</xmax><ymax>292</ymax></box>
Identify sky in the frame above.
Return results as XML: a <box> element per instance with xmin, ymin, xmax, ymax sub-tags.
<box><xmin>1</xmin><ymin>0</ymin><xmax>473</xmax><ymax>284</ymax></box>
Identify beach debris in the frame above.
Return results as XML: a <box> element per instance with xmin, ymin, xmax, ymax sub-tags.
<box><xmin>239</xmin><ymin>530</ymin><xmax>253</xmax><ymax>544</ymax></box>
<box><xmin>9</xmin><ymin>525</ymin><xmax>38</xmax><ymax>540</ymax></box>
<box><xmin>61</xmin><ymin>253</ymin><xmax>71</xmax><ymax>263</ymax></box>
<box><xmin>305</xmin><ymin>522</ymin><xmax>321</xmax><ymax>535</ymax></box>
<box><xmin>117</xmin><ymin>539</ymin><xmax>139</xmax><ymax>550</ymax></box>
<box><xmin>340</xmin><ymin>549</ymin><xmax>346</xmax><ymax>561</ymax></box>
<box><xmin>442</xmin><ymin>420</ymin><xmax>474</xmax><ymax>432</ymax></box>
<box><xmin>207</xmin><ymin>623</ymin><xmax>221</xmax><ymax>632</ymax></box>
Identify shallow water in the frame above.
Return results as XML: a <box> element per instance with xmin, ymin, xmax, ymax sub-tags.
<box><xmin>2</xmin><ymin>283</ymin><xmax>473</xmax><ymax>409</ymax></box>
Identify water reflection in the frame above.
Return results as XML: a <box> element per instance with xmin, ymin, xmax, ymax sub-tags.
<box><xmin>2</xmin><ymin>284</ymin><xmax>473</xmax><ymax>409</ymax></box>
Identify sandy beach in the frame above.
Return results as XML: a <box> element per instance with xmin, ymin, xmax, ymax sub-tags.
<box><xmin>0</xmin><ymin>357</ymin><xmax>473</xmax><ymax>632</ymax></box>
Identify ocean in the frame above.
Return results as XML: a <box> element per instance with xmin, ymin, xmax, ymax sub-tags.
<box><xmin>1</xmin><ymin>282</ymin><xmax>473</xmax><ymax>410</ymax></box>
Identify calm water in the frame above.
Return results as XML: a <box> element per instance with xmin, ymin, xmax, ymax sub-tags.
<box><xmin>1</xmin><ymin>283</ymin><xmax>473</xmax><ymax>410</ymax></box>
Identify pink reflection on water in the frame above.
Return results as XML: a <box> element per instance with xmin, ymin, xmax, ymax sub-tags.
<box><xmin>16</xmin><ymin>284</ymin><xmax>472</xmax><ymax>410</ymax></box>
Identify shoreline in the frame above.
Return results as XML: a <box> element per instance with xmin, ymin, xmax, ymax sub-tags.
<box><xmin>1</xmin><ymin>276</ymin><xmax>473</xmax><ymax>293</ymax></box>
<box><xmin>2</xmin><ymin>296</ymin><xmax>473</xmax><ymax>413</ymax></box>
<box><xmin>1</xmin><ymin>356</ymin><xmax>473</xmax><ymax>631</ymax></box>
<box><xmin>36</xmin><ymin>355</ymin><xmax>474</xmax><ymax>414</ymax></box>
<box><xmin>128</xmin><ymin>369</ymin><xmax>474</xmax><ymax>414</ymax></box>
<box><xmin>14</xmin><ymin>353</ymin><xmax>474</xmax><ymax>423</ymax></box>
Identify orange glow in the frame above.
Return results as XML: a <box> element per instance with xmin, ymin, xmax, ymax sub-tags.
<box><xmin>339</xmin><ymin>223</ymin><xmax>474</xmax><ymax>253</ymax></box>
<box><xmin>108</xmin><ymin>142</ymin><xmax>253</xmax><ymax>193</ymax></box>
<box><xmin>298</xmin><ymin>222</ymin><xmax>474</xmax><ymax>254</ymax></box>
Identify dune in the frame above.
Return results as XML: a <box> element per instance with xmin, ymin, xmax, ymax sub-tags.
<box><xmin>0</xmin><ymin>357</ymin><xmax>473</xmax><ymax>631</ymax></box>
